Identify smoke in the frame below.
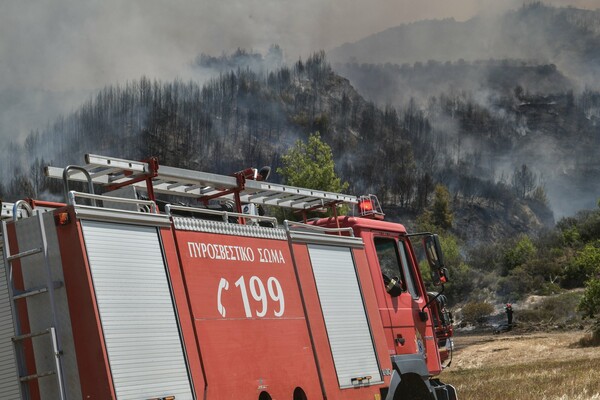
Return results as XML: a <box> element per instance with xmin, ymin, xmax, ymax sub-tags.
<box><xmin>2</xmin><ymin>0</ymin><xmax>596</xmax><ymax>141</ymax></box>
<box><xmin>328</xmin><ymin>1</ymin><xmax>600</xmax><ymax>217</ymax></box>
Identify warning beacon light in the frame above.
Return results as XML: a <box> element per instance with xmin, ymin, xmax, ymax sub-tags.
<box><xmin>357</xmin><ymin>194</ymin><xmax>384</xmax><ymax>220</ymax></box>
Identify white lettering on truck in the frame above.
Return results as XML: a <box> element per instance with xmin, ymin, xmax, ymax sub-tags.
<box><xmin>258</xmin><ymin>248</ymin><xmax>285</xmax><ymax>264</ymax></box>
<box><xmin>187</xmin><ymin>242</ymin><xmax>255</xmax><ymax>262</ymax></box>
<box><xmin>187</xmin><ymin>242</ymin><xmax>284</xmax><ymax>264</ymax></box>
<box><xmin>218</xmin><ymin>276</ymin><xmax>285</xmax><ymax>318</ymax></box>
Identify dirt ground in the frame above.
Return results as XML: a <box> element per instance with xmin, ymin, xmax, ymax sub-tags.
<box><xmin>449</xmin><ymin>330</ymin><xmax>599</xmax><ymax>370</ymax></box>
<box><xmin>440</xmin><ymin>330</ymin><xmax>600</xmax><ymax>399</ymax></box>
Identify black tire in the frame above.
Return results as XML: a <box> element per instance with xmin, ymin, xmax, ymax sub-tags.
<box><xmin>393</xmin><ymin>375</ymin><xmax>434</xmax><ymax>400</ymax></box>
<box><xmin>258</xmin><ymin>392</ymin><xmax>272</xmax><ymax>400</ymax></box>
<box><xmin>293</xmin><ymin>387</ymin><xmax>307</xmax><ymax>400</ymax></box>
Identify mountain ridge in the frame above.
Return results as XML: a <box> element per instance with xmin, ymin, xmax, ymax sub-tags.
<box><xmin>329</xmin><ymin>3</ymin><xmax>600</xmax><ymax>88</ymax></box>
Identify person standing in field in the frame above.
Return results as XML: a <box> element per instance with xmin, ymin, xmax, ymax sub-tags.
<box><xmin>505</xmin><ymin>303</ymin><xmax>514</xmax><ymax>327</ymax></box>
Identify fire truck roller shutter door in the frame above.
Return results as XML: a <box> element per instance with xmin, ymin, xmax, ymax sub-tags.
<box><xmin>81</xmin><ymin>220</ymin><xmax>194</xmax><ymax>400</ymax></box>
<box><xmin>307</xmin><ymin>244</ymin><xmax>382</xmax><ymax>388</ymax></box>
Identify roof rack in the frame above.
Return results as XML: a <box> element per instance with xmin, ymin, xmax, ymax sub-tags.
<box><xmin>45</xmin><ymin>154</ymin><xmax>358</xmax><ymax>211</ymax></box>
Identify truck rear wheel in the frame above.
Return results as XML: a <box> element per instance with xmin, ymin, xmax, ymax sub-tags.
<box><xmin>394</xmin><ymin>374</ymin><xmax>434</xmax><ymax>400</ymax></box>
<box><xmin>293</xmin><ymin>387</ymin><xmax>307</xmax><ymax>400</ymax></box>
<box><xmin>258</xmin><ymin>392</ymin><xmax>272</xmax><ymax>400</ymax></box>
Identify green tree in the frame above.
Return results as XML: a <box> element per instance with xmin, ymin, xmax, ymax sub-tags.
<box><xmin>579</xmin><ymin>278</ymin><xmax>600</xmax><ymax>342</ymax></box>
<box><xmin>438</xmin><ymin>234</ymin><xmax>474</xmax><ymax>303</ymax></box>
<box><xmin>277</xmin><ymin>132</ymin><xmax>348</xmax><ymax>193</ymax></box>
<box><xmin>276</xmin><ymin>132</ymin><xmax>348</xmax><ymax>220</ymax></box>
<box><xmin>431</xmin><ymin>184</ymin><xmax>453</xmax><ymax>230</ymax></box>
<box><xmin>564</xmin><ymin>241</ymin><xmax>600</xmax><ymax>287</ymax></box>
<box><xmin>502</xmin><ymin>235</ymin><xmax>536</xmax><ymax>274</ymax></box>
<box><xmin>576</xmin><ymin>199</ymin><xmax>600</xmax><ymax>342</ymax></box>
<box><xmin>579</xmin><ymin>279</ymin><xmax>600</xmax><ymax>319</ymax></box>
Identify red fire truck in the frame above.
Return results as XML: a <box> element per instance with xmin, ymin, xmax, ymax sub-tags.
<box><xmin>0</xmin><ymin>154</ymin><xmax>456</xmax><ymax>400</ymax></box>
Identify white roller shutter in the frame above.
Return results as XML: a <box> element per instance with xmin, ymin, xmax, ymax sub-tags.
<box><xmin>82</xmin><ymin>220</ymin><xmax>193</xmax><ymax>400</ymax></box>
<box><xmin>0</xmin><ymin>246</ymin><xmax>22</xmax><ymax>399</ymax></box>
<box><xmin>307</xmin><ymin>244</ymin><xmax>382</xmax><ymax>388</ymax></box>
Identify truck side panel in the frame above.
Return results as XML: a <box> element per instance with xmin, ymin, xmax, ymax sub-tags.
<box><xmin>171</xmin><ymin>220</ymin><xmax>322</xmax><ymax>400</ymax></box>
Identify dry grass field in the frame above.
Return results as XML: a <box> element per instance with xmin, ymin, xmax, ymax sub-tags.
<box><xmin>439</xmin><ymin>331</ymin><xmax>600</xmax><ymax>400</ymax></box>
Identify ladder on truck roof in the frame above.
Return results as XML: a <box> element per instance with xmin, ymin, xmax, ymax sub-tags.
<box><xmin>1</xmin><ymin>201</ymin><xmax>68</xmax><ymax>399</ymax></box>
<box><xmin>45</xmin><ymin>154</ymin><xmax>359</xmax><ymax>211</ymax></box>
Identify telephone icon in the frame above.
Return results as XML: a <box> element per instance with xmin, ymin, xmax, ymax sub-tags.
<box><xmin>217</xmin><ymin>278</ymin><xmax>229</xmax><ymax>317</ymax></box>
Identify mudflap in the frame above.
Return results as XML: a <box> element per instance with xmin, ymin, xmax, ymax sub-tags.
<box><xmin>430</xmin><ymin>378</ymin><xmax>458</xmax><ymax>400</ymax></box>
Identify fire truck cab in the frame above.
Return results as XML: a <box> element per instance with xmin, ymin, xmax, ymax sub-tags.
<box><xmin>0</xmin><ymin>154</ymin><xmax>456</xmax><ymax>400</ymax></box>
<box><xmin>313</xmin><ymin>198</ymin><xmax>455</xmax><ymax>399</ymax></box>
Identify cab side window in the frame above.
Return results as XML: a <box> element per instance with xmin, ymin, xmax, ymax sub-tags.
<box><xmin>374</xmin><ymin>237</ymin><xmax>407</xmax><ymax>295</ymax></box>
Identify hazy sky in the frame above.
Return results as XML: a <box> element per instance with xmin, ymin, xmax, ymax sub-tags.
<box><xmin>0</xmin><ymin>0</ymin><xmax>598</xmax><ymax>138</ymax></box>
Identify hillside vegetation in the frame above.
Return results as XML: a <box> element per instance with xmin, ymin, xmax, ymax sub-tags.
<box><xmin>0</xmin><ymin>51</ymin><xmax>552</xmax><ymax>237</ymax></box>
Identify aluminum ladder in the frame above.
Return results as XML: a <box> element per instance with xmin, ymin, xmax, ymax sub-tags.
<box><xmin>45</xmin><ymin>153</ymin><xmax>359</xmax><ymax>211</ymax></box>
<box><xmin>1</xmin><ymin>201</ymin><xmax>67</xmax><ymax>400</ymax></box>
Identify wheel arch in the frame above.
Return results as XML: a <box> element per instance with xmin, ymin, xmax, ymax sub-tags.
<box><xmin>385</xmin><ymin>354</ymin><xmax>434</xmax><ymax>400</ymax></box>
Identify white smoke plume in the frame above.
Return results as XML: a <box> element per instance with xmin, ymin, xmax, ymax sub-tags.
<box><xmin>1</xmin><ymin>0</ymin><xmax>595</xmax><ymax>141</ymax></box>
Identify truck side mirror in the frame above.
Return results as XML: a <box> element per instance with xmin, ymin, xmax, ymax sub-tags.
<box><xmin>424</xmin><ymin>234</ymin><xmax>449</xmax><ymax>285</ymax></box>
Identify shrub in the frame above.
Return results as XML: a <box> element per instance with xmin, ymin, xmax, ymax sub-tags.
<box><xmin>467</xmin><ymin>242</ymin><xmax>502</xmax><ymax>272</ymax></box>
<box><xmin>461</xmin><ymin>301</ymin><xmax>495</xmax><ymax>324</ymax></box>
<box><xmin>537</xmin><ymin>282</ymin><xmax>562</xmax><ymax>296</ymax></box>
<box><xmin>519</xmin><ymin>292</ymin><xmax>584</xmax><ymax>326</ymax></box>
<box><xmin>579</xmin><ymin>278</ymin><xmax>600</xmax><ymax>327</ymax></box>
<box><xmin>564</xmin><ymin>242</ymin><xmax>600</xmax><ymax>287</ymax></box>
<box><xmin>497</xmin><ymin>266</ymin><xmax>540</xmax><ymax>301</ymax></box>
<box><xmin>445</xmin><ymin>262</ymin><xmax>475</xmax><ymax>304</ymax></box>
<box><xmin>502</xmin><ymin>235</ymin><xmax>536</xmax><ymax>274</ymax></box>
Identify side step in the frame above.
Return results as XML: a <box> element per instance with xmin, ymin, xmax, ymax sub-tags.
<box><xmin>7</xmin><ymin>247</ymin><xmax>42</xmax><ymax>261</ymax></box>
<box><xmin>12</xmin><ymin>328</ymin><xmax>52</xmax><ymax>342</ymax></box>
<box><xmin>13</xmin><ymin>281</ymin><xmax>64</xmax><ymax>300</ymax></box>
<box><xmin>430</xmin><ymin>379</ymin><xmax>458</xmax><ymax>400</ymax></box>
<box><xmin>20</xmin><ymin>370</ymin><xmax>57</xmax><ymax>382</ymax></box>
<box><xmin>12</xmin><ymin>327</ymin><xmax>65</xmax><ymax>388</ymax></box>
